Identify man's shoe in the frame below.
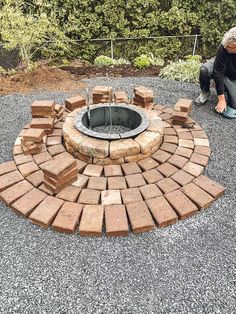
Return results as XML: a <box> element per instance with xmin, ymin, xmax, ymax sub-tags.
<box><xmin>222</xmin><ymin>106</ymin><xmax>236</xmax><ymax>118</ymax></box>
<box><xmin>194</xmin><ymin>91</ymin><xmax>210</xmax><ymax>106</ymax></box>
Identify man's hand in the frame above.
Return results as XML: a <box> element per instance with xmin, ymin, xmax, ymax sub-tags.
<box><xmin>215</xmin><ymin>94</ymin><xmax>227</xmax><ymax>113</ymax></box>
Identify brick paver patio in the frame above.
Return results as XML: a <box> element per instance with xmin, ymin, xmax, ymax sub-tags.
<box><xmin>0</xmin><ymin>100</ymin><xmax>226</xmax><ymax>237</ymax></box>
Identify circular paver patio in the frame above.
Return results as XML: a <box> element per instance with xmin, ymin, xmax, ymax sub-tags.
<box><xmin>0</xmin><ymin>96</ymin><xmax>225</xmax><ymax>236</ymax></box>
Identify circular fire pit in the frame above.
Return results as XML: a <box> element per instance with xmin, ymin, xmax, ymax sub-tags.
<box><xmin>74</xmin><ymin>104</ymin><xmax>149</xmax><ymax>140</ymax></box>
<box><xmin>63</xmin><ymin>103</ymin><xmax>164</xmax><ymax>164</ymax></box>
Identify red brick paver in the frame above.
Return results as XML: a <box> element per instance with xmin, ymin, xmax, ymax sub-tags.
<box><xmin>18</xmin><ymin>161</ymin><xmax>39</xmax><ymax>177</ymax></box>
<box><xmin>83</xmin><ymin>164</ymin><xmax>103</xmax><ymax>177</ymax></box>
<box><xmin>101</xmin><ymin>190</ymin><xmax>122</xmax><ymax>205</ymax></box>
<box><xmin>157</xmin><ymin>163</ymin><xmax>178</xmax><ymax>177</ymax></box>
<box><xmin>157</xmin><ymin>178</ymin><xmax>180</xmax><ymax>194</ymax></box>
<box><xmin>171</xmin><ymin>170</ymin><xmax>194</xmax><ymax>186</ymax></box>
<box><xmin>193</xmin><ymin>175</ymin><xmax>225</xmax><ymax>199</ymax></box>
<box><xmin>104</xmin><ymin>165</ymin><xmax>123</xmax><ymax>177</ymax></box>
<box><xmin>12</xmin><ymin>188</ymin><xmax>47</xmax><ymax>217</ymax></box>
<box><xmin>168</xmin><ymin>154</ymin><xmax>188</xmax><ymax>169</ymax></box>
<box><xmin>139</xmin><ymin>184</ymin><xmax>162</xmax><ymax>200</ymax></box>
<box><xmin>190</xmin><ymin>153</ymin><xmax>209</xmax><ymax>167</ymax></box>
<box><xmin>52</xmin><ymin>202</ymin><xmax>83</xmax><ymax>233</ymax></box>
<box><xmin>121</xmin><ymin>162</ymin><xmax>142</xmax><ymax>175</ymax></box>
<box><xmin>165</xmin><ymin>190</ymin><xmax>198</xmax><ymax>219</ymax></box>
<box><xmin>0</xmin><ymin>170</ymin><xmax>24</xmax><ymax>192</ymax></box>
<box><xmin>175</xmin><ymin>146</ymin><xmax>193</xmax><ymax>158</ymax></box>
<box><xmin>126</xmin><ymin>201</ymin><xmax>155</xmax><ymax>233</ymax></box>
<box><xmin>183</xmin><ymin>162</ymin><xmax>204</xmax><ymax>177</ymax></box>
<box><xmin>14</xmin><ymin>154</ymin><xmax>33</xmax><ymax>165</ymax></box>
<box><xmin>0</xmin><ymin>160</ymin><xmax>17</xmax><ymax>175</ymax></box>
<box><xmin>56</xmin><ymin>186</ymin><xmax>81</xmax><ymax>202</ymax></box>
<box><xmin>152</xmin><ymin>150</ymin><xmax>172</xmax><ymax>164</ymax></box>
<box><xmin>79</xmin><ymin>205</ymin><xmax>104</xmax><ymax>237</ymax></box>
<box><xmin>105</xmin><ymin>205</ymin><xmax>129</xmax><ymax>237</ymax></box>
<box><xmin>0</xmin><ymin>180</ymin><xmax>34</xmax><ymax>205</ymax></box>
<box><xmin>87</xmin><ymin>177</ymin><xmax>107</xmax><ymax>191</ymax></box>
<box><xmin>47</xmin><ymin>144</ymin><xmax>65</xmax><ymax>156</ymax></box>
<box><xmin>146</xmin><ymin>196</ymin><xmax>178</xmax><ymax>227</ymax></box>
<box><xmin>78</xmin><ymin>189</ymin><xmax>100</xmax><ymax>205</ymax></box>
<box><xmin>108</xmin><ymin>176</ymin><xmax>127</xmax><ymax>190</ymax></box>
<box><xmin>121</xmin><ymin>188</ymin><xmax>143</xmax><ymax>204</ymax></box>
<box><xmin>72</xmin><ymin>174</ymin><xmax>89</xmax><ymax>188</ymax></box>
<box><xmin>142</xmin><ymin>169</ymin><xmax>164</xmax><ymax>184</ymax></box>
<box><xmin>29</xmin><ymin>196</ymin><xmax>64</xmax><ymax>227</ymax></box>
<box><xmin>33</xmin><ymin>151</ymin><xmax>52</xmax><ymax>165</ymax></box>
<box><xmin>194</xmin><ymin>146</ymin><xmax>211</xmax><ymax>157</ymax></box>
<box><xmin>125</xmin><ymin>173</ymin><xmax>146</xmax><ymax>188</ymax></box>
<box><xmin>160</xmin><ymin>143</ymin><xmax>177</xmax><ymax>154</ymax></box>
<box><xmin>181</xmin><ymin>183</ymin><xmax>214</xmax><ymax>209</ymax></box>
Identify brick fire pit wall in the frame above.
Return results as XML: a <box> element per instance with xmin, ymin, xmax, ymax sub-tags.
<box><xmin>63</xmin><ymin>106</ymin><xmax>165</xmax><ymax>165</ymax></box>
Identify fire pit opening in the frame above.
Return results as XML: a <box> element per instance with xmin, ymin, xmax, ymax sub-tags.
<box><xmin>74</xmin><ymin>104</ymin><xmax>149</xmax><ymax>140</ymax></box>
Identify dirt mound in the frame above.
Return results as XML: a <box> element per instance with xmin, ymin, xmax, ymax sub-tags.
<box><xmin>0</xmin><ymin>63</ymin><xmax>162</xmax><ymax>96</ymax></box>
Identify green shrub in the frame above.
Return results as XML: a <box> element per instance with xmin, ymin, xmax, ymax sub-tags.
<box><xmin>94</xmin><ymin>55</ymin><xmax>114</xmax><ymax>67</ymax></box>
<box><xmin>160</xmin><ymin>58</ymin><xmax>201</xmax><ymax>83</ymax></box>
<box><xmin>184</xmin><ymin>55</ymin><xmax>202</xmax><ymax>62</ymax></box>
<box><xmin>148</xmin><ymin>53</ymin><xmax>165</xmax><ymax>66</ymax></box>
<box><xmin>113</xmin><ymin>58</ymin><xmax>130</xmax><ymax>65</ymax></box>
<box><xmin>133</xmin><ymin>54</ymin><xmax>151</xmax><ymax>69</ymax></box>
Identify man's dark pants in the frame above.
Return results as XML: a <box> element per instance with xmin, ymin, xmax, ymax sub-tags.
<box><xmin>199</xmin><ymin>58</ymin><xmax>236</xmax><ymax>109</ymax></box>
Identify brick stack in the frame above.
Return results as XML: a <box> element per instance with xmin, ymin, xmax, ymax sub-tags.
<box><xmin>21</xmin><ymin>128</ymin><xmax>45</xmax><ymax>155</ymax></box>
<box><xmin>30</xmin><ymin>100</ymin><xmax>56</xmax><ymax>134</ymax></box>
<box><xmin>30</xmin><ymin>117</ymin><xmax>55</xmax><ymax>135</ymax></box>
<box><xmin>133</xmin><ymin>86</ymin><xmax>154</xmax><ymax>109</ymax></box>
<box><xmin>55</xmin><ymin>104</ymin><xmax>64</xmax><ymax>121</ymax></box>
<box><xmin>41</xmin><ymin>154</ymin><xmax>78</xmax><ymax>194</ymax></box>
<box><xmin>31</xmin><ymin>100</ymin><xmax>56</xmax><ymax>118</ymax></box>
<box><xmin>172</xmin><ymin>98</ymin><xmax>193</xmax><ymax>126</ymax></box>
<box><xmin>92</xmin><ymin>86</ymin><xmax>112</xmax><ymax>104</ymax></box>
<box><xmin>65</xmin><ymin>94</ymin><xmax>86</xmax><ymax>111</ymax></box>
<box><xmin>114</xmin><ymin>91</ymin><xmax>129</xmax><ymax>104</ymax></box>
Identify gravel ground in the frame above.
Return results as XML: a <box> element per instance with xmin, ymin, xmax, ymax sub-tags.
<box><xmin>0</xmin><ymin>77</ymin><xmax>235</xmax><ymax>314</ymax></box>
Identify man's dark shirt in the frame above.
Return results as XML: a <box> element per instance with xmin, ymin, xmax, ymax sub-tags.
<box><xmin>213</xmin><ymin>44</ymin><xmax>236</xmax><ymax>95</ymax></box>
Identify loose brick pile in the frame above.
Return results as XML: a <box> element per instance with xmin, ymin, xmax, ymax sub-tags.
<box><xmin>92</xmin><ymin>86</ymin><xmax>112</xmax><ymax>104</ymax></box>
<box><xmin>55</xmin><ymin>104</ymin><xmax>64</xmax><ymax>120</ymax></box>
<box><xmin>0</xmin><ymin>97</ymin><xmax>226</xmax><ymax>237</ymax></box>
<box><xmin>172</xmin><ymin>98</ymin><xmax>192</xmax><ymax>126</ymax></box>
<box><xmin>41</xmin><ymin>154</ymin><xmax>78</xmax><ymax>194</ymax></box>
<box><xmin>65</xmin><ymin>94</ymin><xmax>86</xmax><ymax>111</ymax></box>
<box><xmin>21</xmin><ymin>128</ymin><xmax>45</xmax><ymax>155</ymax></box>
<box><xmin>31</xmin><ymin>100</ymin><xmax>56</xmax><ymax>118</ymax></box>
<box><xmin>114</xmin><ymin>91</ymin><xmax>129</xmax><ymax>104</ymax></box>
<box><xmin>133</xmin><ymin>86</ymin><xmax>154</xmax><ymax>109</ymax></box>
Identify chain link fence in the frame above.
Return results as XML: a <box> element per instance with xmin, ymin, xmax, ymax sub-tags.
<box><xmin>0</xmin><ymin>45</ymin><xmax>21</xmax><ymax>69</ymax></box>
<box><xmin>0</xmin><ymin>34</ymin><xmax>202</xmax><ymax>69</ymax></box>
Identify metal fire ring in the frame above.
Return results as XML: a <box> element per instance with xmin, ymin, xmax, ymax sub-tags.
<box><xmin>74</xmin><ymin>103</ymin><xmax>149</xmax><ymax>140</ymax></box>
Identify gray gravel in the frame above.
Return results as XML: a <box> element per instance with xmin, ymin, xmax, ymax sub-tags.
<box><xmin>0</xmin><ymin>77</ymin><xmax>235</xmax><ymax>314</ymax></box>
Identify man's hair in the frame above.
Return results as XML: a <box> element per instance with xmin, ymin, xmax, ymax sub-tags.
<box><xmin>222</xmin><ymin>26</ymin><xmax>236</xmax><ymax>47</ymax></box>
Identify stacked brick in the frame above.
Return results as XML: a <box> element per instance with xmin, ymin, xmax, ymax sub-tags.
<box><xmin>55</xmin><ymin>104</ymin><xmax>64</xmax><ymax>121</ymax></box>
<box><xmin>172</xmin><ymin>98</ymin><xmax>193</xmax><ymax>126</ymax></box>
<box><xmin>114</xmin><ymin>91</ymin><xmax>129</xmax><ymax>104</ymax></box>
<box><xmin>92</xmin><ymin>86</ymin><xmax>112</xmax><ymax>104</ymax></box>
<box><xmin>41</xmin><ymin>154</ymin><xmax>78</xmax><ymax>194</ymax></box>
<box><xmin>21</xmin><ymin>128</ymin><xmax>45</xmax><ymax>155</ymax></box>
<box><xmin>133</xmin><ymin>86</ymin><xmax>154</xmax><ymax>109</ymax></box>
<box><xmin>65</xmin><ymin>94</ymin><xmax>86</xmax><ymax>111</ymax></box>
<box><xmin>30</xmin><ymin>100</ymin><xmax>56</xmax><ymax>134</ymax></box>
<box><xmin>31</xmin><ymin>100</ymin><xmax>56</xmax><ymax>118</ymax></box>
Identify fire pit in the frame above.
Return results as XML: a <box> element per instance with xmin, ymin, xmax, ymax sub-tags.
<box><xmin>74</xmin><ymin>104</ymin><xmax>149</xmax><ymax>140</ymax></box>
<box><xmin>63</xmin><ymin>103</ymin><xmax>164</xmax><ymax>164</ymax></box>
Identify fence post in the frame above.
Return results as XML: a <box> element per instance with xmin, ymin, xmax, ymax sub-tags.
<box><xmin>192</xmin><ymin>34</ymin><xmax>198</xmax><ymax>56</ymax></box>
<box><xmin>110</xmin><ymin>39</ymin><xmax>114</xmax><ymax>59</ymax></box>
